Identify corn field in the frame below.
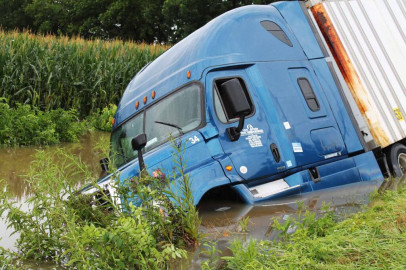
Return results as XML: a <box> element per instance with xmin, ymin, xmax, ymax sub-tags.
<box><xmin>0</xmin><ymin>31</ymin><xmax>169</xmax><ymax>116</ymax></box>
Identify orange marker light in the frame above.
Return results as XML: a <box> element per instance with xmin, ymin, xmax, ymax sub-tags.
<box><xmin>112</xmin><ymin>118</ymin><xmax>115</xmax><ymax>125</ymax></box>
<box><xmin>143</xmin><ymin>96</ymin><xmax>147</xmax><ymax>104</ymax></box>
<box><xmin>225</xmin><ymin>166</ymin><xmax>233</xmax><ymax>171</ymax></box>
<box><xmin>187</xmin><ymin>70</ymin><xmax>191</xmax><ymax>79</ymax></box>
<box><xmin>135</xmin><ymin>101</ymin><xmax>139</xmax><ymax>109</ymax></box>
<box><xmin>151</xmin><ymin>91</ymin><xmax>156</xmax><ymax>99</ymax></box>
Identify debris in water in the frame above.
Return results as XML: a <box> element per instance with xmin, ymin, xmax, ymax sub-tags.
<box><xmin>215</xmin><ymin>206</ymin><xmax>231</xmax><ymax>212</ymax></box>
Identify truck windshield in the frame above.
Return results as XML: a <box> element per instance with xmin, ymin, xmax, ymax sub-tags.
<box><xmin>110</xmin><ymin>83</ymin><xmax>203</xmax><ymax>168</ymax></box>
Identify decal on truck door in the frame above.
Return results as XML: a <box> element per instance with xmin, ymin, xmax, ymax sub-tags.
<box><xmin>240</xmin><ymin>124</ymin><xmax>264</xmax><ymax>148</ymax></box>
<box><xmin>239</xmin><ymin>166</ymin><xmax>248</xmax><ymax>174</ymax></box>
<box><xmin>283</xmin><ymin>121</ymin><xmax>291</xmax><ymax>129</ymax></box>
<box><xmin>292</xmin><ymin>142</ymin><xmax>303</xmax><ymax>153</ymax></box>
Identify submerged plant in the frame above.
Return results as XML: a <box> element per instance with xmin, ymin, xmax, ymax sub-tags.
<box><xmin>238</xmin><ymin>216</ymin><xmax>250</xmax><ymax>233</ymax></box>
<box><xmin>201</xmin><ymin>241</ymin><xmax>222</xmax><ymax>270</ymax></box>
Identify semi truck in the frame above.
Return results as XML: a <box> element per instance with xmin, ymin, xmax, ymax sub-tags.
<box><xmin>86</xmin><ymin>0</ymin><xmax>406</xmax><ymax>205</ymax></box>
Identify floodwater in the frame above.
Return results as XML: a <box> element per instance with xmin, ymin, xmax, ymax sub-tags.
<box><xmin>0</xmin><ymin>133</ymin><xmax>388</xmax><ymax>268</ymax></box>
<box><xmin>199</xmin><ymin>180</ymin><xmax>381</xmax><ymax>245</ymax></box>
<box><xmin>0</xmin><ymin>132</ymin><xmax>109</xmax><ymax>201</ymax></box>
<box><xmin>185</xmin><ymin>180</ymin><xmax>383</xmax><ymax>268</ymax></box>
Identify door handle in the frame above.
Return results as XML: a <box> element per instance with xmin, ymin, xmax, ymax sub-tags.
<box><xmin>270</xmin><ymin>143</ymin><xmax>281</xmax><ymax>163</ymax></box>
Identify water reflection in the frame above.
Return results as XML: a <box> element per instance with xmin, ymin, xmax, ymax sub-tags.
<box><xmin>199</xmin><ymin>180</ymin><xmax>382</xmax><ymax>246</ymax></box>
<box><xmin>0</xmin><ymin>132</ymin><xmax>110</xmax><ymax>201</ymax></box>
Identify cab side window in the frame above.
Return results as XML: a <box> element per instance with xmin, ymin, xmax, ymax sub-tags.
<box><xmin>213</xmin><ymin>77</ymin><xmax>254</xmax><ymax>123</ymax></box>
<box><xmin>297</xmin><ymin>77</ymin><xmax>320</xmax><ymax>112</ymax></box>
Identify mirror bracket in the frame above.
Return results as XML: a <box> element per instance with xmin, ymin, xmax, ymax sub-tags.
<box><xmin>226</xmin><ymin>115</ymin><xmax>246</xmax><ymax>142</ymax></box>
<box><xmin>131</xmin><ymin>134</ymin><xmax>147</xmax><ymax>172</ymax></box>
<box><xmin>220</xmin><ymin>78</ymin><xmax>251</xmax><ymax>142</ymax></box>
<box><xmin>227</xmin><ymin>127</ymin><xmax>241</xmax><ymax>142</ymax></box>
<box><xmin>137</xmin><ymin>151</ymin><xmax>146</xmax><ymax>173</ymax></box>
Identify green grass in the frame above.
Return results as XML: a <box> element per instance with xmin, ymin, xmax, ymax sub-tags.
<box><xmin>0</xmin><ymin>30</ymin><xmax>168</xmax><ymax>116</ymax></box>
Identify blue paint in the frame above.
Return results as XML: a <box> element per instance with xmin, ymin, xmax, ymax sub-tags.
<box><xmin>310</xmin><ymin>127</ymin><xmax>344</xmax><ymax>155</ymax></box>
<box><xmin>272</xmin><ymin>1</ymin><xmax>325</xmax><ymax>59</ymax></box>
<box><xmin>353</xmin><ymin>151</ymin><xmax>384</xmax><ymax>182</ymax></box>
<box><xmin>231</xmin><ymin>153</ymin><xmax>383</xmax><ymax>204</ymax></box>
<box><xmin>85</xmin><ymin>2</ymin><xmax>384</xmax><ymax>205</ymax></box>
<box><xmin>114</xmin><ymin>4</ymin><xmax>306</xmax><ymax>127</ymax></box>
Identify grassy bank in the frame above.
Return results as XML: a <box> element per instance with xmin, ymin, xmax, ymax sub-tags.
<box><xmin>217</xmin><ymin>183</ymin><xmax>406</xmax><ymax>269</ymax></box>
<box><xmin>0</xmin><ymin>30</ymin><xmax>168</xmax><ymax>116</ymax></box>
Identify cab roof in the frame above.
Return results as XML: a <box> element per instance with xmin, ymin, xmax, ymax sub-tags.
<box><xmin>113</xmin><ymin>3</ymin><xmax>307</xmax><ymax>127</ymax></box>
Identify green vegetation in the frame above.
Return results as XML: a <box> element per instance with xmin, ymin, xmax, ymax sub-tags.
<box><xmin>0</xmin><ymin>30</ymin><xmax>152</xmax><ymax>146</ymax></box>
<box><xmin>0</xmin><ymin>247</ymin><xmax>13</xmax><ymax>270</ymax></box>
<box><xmin>0</xmin><ymin>98</ymin><xmax>117</xmax><ymax>146</ymax></box>
<box><xmin>0</xmin><ymin>98</ymin><xmax>118</xmax><ymax>146</ymax></box>
<box><xmin>87</xmin><ymin>104</ymin><xmax>117</xmax><ymax>132</ymax></box>
<box><xmin>116</xmin><ymin>138</ymin><xmax>201</xmax><ymax>248</ymax></box>
<box><xmin>219</xmin><ymin>186</ymin><xmax>406</xmax><ymax>269</ymax></box>
<box><xmin>0</xmin><ymin>99</ymin><xmax>85</xmax><ymax>146</ymax></box>
<box><xmin>0</xmin><ymin>139</ymin><xmax>201</xmax><ymax>269</ymax></box>
<box><xmin>0</xmin><ymin>30</ymin><xmax>168</xmax><ymax>116</ymax></box>
<box><xmin>0</xmin><ymin>0</ymin><xmax>272</xmax><ymax>43</ymax></box>
<box><xmin>238</xmin><ymin>216</ymin><xmax>250</xmax><ymax>233</ymax></box>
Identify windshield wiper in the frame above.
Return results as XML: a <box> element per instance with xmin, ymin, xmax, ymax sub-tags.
<box><xmin>155</xmin><ymin>121</ymin><xmax>184</xmax><ymax>135</ymax></box>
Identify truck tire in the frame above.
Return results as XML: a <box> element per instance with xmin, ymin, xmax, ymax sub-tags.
<box><xmin>388</xmin><ymin>143</ymin><xmax>406</xmax><ymax>178</ymax></box>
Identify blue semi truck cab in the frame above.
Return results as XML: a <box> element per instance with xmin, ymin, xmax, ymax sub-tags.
<box><xmin>86</xmin><ymin>1</ymin><xmax>391</xmax><ymax>205</ymax></box>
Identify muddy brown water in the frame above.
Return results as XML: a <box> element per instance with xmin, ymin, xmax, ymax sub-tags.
<box><xmin>0</xmin><ymin>132</ymin><xmax>386</xmax><ymax>268</ymax></box>
<box><xmin>187</xmin><ymin>180</ymin><xmax>383</xmax><ymax>268</ymax></box>
<box><xmin>0</xmin><ymin>132</ymin><xmax>110</xmax><ymax>202</ymax></box>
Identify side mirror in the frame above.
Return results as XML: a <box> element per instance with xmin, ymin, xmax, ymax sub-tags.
<box><xmin>100</xmin><ymin>157</ymin><xmax>109</xmax><ymax>172</ymax></box>
<box><xmin>131</xmin><ymin>134</ymin><xmax>147</xmax><ymax>172</ymax></box>
<box><xmin>221</xmin><ymin>78</ymin><xmax>251</xmax><ymax>141</ymax></box>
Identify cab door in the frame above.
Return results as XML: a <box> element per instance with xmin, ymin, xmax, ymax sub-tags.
<box><xmin>256</xmin><ymin>62</ymin><xmax>348</xmax><ymax>169</ymax></box>
<box><xmin>206</xmin><ymin>69</ymin><xmax>285</xmax><ymax>182</ymax></box>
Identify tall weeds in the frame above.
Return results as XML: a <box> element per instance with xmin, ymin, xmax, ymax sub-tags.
<box><xmin>117</xmin><ymin>138</ymin><xmax>202</xmax><ymax>248</ymax></box>
<box><xmin>0</xmin><ymin>140</ymin><xmax>201</xmax><ymax>268</ymax></box>
<box><xmin>0</xmin><ymin>30</ymin><xmax>168</xmax><ymax>116</ymax></box>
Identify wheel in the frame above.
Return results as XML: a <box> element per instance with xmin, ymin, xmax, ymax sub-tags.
<box><xmin>387</xmin><ymin>143</ymin><xmax>406</xmax><ymax>178</ymax></box>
